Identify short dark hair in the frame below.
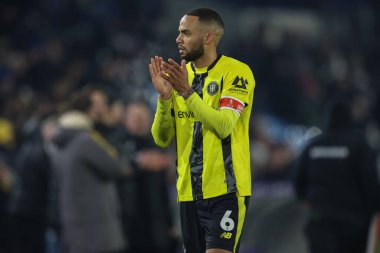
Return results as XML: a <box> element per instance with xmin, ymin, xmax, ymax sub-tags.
<box><xmin>186</xmin><ymin>8</ymin><xmax>224</xmax><ymax>29</ymax></box>
<box><xmin>68</xmin><ymin>86</ymin><xmax>93</xmax><ymax>112</ymax></box>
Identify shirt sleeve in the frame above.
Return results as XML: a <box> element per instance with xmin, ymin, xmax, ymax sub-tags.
<box><xmin>220</xmin><ymin>61</ymin><xmax>255</xmax><ymax>113</ymax></box>
<box><xmin>151</xmin><ymin>96</ymin><xmax>175</xmax><ymax>147</ymax></box>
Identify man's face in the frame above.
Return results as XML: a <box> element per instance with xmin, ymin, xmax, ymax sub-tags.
<box><xmin>176</xmin><ymin>15</ymin><xmax>205</xmax><ymax>62</ymax></box>
<box><xmin>90</xmin><ymin>90</ymin><xmax>109</xmax><ymax>122</ymax></box>
<box><xmin>124</xmin><ymin>104</ymin><xmax>151</xmax><ymax>136</ymax></box>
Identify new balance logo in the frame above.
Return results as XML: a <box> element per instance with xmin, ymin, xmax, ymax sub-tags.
<box><xmin>220</xmin><ymin>232</ymin><xmax>233</xmax><ymax>239</ymax></box>
<box><xmin>232</xmin><ymin>76</ymin><xmax>248</xmax><ymax>89</ymax></box>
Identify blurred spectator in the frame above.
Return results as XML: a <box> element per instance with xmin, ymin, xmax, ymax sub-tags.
<box><xmin>293</xmin><ymin>100</ymin><xmax>380</xmax><ymax>253</ymax></box>
<box><xmin>87</xmin><ymin>87</ymin><xmax>127</xmax><ymax>149</ymax></box>
<box><xmin>0</xmin><ymin>162</ymin><xmax>12</xmax><ymax>199</ymax></box>
<box><xmin>8</xmin><ymin>116</ymin><xmax>57</xmax><ymax>253</ymax></box>
<box><xmin>88</xmin><ymin>87</ymin><xmax>110</xmax><ymax>127</ymax></box>
<box><xmin>0</xmin><ymin>118</ymin><xmax>16</xmax><ymax>166</ymax></box>
<box><xmin>0</xmin><ymin>161</ymin><xmax>13</xmax><ymax>253</ymax></box>
<box><xmin>50</xmin><ymin>89</ymin><xmax>128</xmax><ymax>253</ymax></box>
<box><xmin>117</xmin><ymin>101</ymin><xmax>178</xmax><ymax>253</ymax></box>
<box><xmin>0</xmin><ymin>117</ymin><xmax>16</xmax><ymax>252</ymax></box>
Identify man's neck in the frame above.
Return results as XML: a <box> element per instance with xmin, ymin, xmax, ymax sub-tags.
<box><xmin>192</xmin><ymin>50</ymin><xmax>218</xmax><ymax>69</ymax></box>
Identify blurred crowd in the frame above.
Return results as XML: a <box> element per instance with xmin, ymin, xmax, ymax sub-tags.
<box><xmin>0</xmin><ymin>0</ymin><xmax>380</xmax><ymax>252</ymax></box>
<box><xmin>231</xmin><ymin>6</ymin><xmax>380</xmax><ymax>183</ymax></box>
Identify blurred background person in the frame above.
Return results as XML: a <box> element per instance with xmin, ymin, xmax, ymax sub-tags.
<box><xmin>117</xmin><ymin>100</ymin><xmax>178</xmax><ymax>253</ymax></box>
<box><xmin>0</xmin><ymin>117</ymin><xmax>16</xmax><ymax>253</ymax></box>
<box><xmin>293</xmin><ymin>100</ymin><xmax>380</xmax><ymax>253</ymax></box>
<box><xmin>50</xmin><ymin>88</ymin><xmax>128</xmax><ymax>253</ymax></box>
<box><xmin>8</xmin><ymin>116</ymin><xmax>58</xmax><ymax>253</ymax></box>
<box><xmin>87</xmin><ymin>87</ymin><xmax>114</xmax><ymax>134</ymax></box>
<box><xmin>0</xmin><ymin>161</ymin><xmax>13</xmax><ymax>253</ymax></box>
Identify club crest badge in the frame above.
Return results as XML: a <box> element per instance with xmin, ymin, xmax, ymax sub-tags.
<box><xmin>207</xmin><ymin>81</ymin><xmax>219</xmax><ymax>96</ymax></box>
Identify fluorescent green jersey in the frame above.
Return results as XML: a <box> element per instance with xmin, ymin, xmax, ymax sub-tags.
<box><xmin>152</xmin><ymin>55</ymin><xmax>255</xmax><ymax>201</ymax></box>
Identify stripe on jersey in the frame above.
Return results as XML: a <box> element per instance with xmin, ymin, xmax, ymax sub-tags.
<box><xmin>189</xmin><ymin>73</ymin><xmax>208</xmax><ymax>200</ymax></box>
<box><xmin>190</xmin><ymin>121</ymin><xmax>204</xmax><ymax>200</ymax></box>
<box><xmin>222</xmin><ymin>136</ymin><xmax>236</xmax><ymax>193</ymax></box>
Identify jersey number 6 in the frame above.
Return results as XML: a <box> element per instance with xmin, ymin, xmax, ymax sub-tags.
<box><xmin>220</xmin><ymin>210</ymin><xmax>235</xmax><ymax>231</ymax></box>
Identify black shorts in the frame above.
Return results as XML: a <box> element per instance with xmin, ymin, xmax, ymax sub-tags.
<box><xmin>180</xmin><ymin>193</ymin><xmax>250</xmax><ymax>253</ymax></box>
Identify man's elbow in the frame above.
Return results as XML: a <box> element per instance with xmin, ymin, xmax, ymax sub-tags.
<box><xmin>216</xmin><ymin>130</ymin><xmax>232</xmax><ymax>140</ymax></box>
<box><xmin>216</xmin><ymin>120</ymin><xmax>235</xmax><ymax>139</ymax></box>
<box><xmin>152</xmin><ymin>135</ymin><xmax>171</xmax><ymax>148</ymax></box>
<box><xmin>155</xmin><ymin>140</ymin><xmax>171</xmax><ymax>148</ymax></box>
<box><xmin>213</xmin><ymin>110</ymin><xmax>239</xmax><ymax>139</ymax></box>
<box><xmin>213</xmin><ymin>124</ymin><xmax>234</xmax><ymax>140</ymax></box>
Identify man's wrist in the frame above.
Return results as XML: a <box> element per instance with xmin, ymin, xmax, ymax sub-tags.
<box><xmin>159</xmin><ymin>93</ymin><xmax>172</xmax><ymax>100</ymax></box>
<box><xmin>181</xmin><ymin>88</ymin><xmax>194</xmax><ymax>99</ymax></box>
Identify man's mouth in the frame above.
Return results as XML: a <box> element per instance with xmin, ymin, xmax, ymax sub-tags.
<box><xmin>178</xmin><ymin>47</ymin><xmax>185</xmax><ymax>54</ymax></box>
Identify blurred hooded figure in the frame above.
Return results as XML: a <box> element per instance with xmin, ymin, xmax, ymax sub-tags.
<box><xmin>293</xmin><ymin>99</ymin><xmax>380</xmax><ymax>253</ymax></box>
<box><xmin>8</xmin><ymin>116</ymin><xmax>57</xmax><ymax>253</ymax></box>
<box><xmin>50</xmin><ymin>88</ymin><xmax>127</xmax><ymax>253</ymax></box>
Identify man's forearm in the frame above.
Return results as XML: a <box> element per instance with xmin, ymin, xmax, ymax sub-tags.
<box><xmin>185</xmin><ymin>93</ymin><xmax>240</xmax><ymax>139</ymax></box>
<box><xmin>151</xmin><ymin>97</ymin><xmax>175</xmax><ymax>147</ymax></box>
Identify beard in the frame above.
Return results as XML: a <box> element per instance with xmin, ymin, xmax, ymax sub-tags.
<box><xmin>182</xmin><ymin>41</ymin><xmax>204</xmax><ymax>62</ymax></box>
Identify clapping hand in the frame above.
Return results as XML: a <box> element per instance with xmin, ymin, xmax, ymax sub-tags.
<box><xmin>148</xmin><ymin>56</ymin><xmax>173</xmax><ymax>100</ymax></box>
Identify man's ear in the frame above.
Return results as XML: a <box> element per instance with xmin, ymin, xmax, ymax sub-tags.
<box><xmin>204</xmin><ymin>32</ymin><xmax>215</xmax><ymax>45</ymax></box>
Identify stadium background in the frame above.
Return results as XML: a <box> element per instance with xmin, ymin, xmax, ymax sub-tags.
<box><xmin>0</xmin><ymin>0</ymin><xmax>379</xmax><ymax>252</ymax></box>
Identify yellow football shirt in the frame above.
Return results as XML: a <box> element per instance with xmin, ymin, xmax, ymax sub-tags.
<box><xmin>152</xmin><ymin>55</ymin><xmax>255</xmax><ymax>201</ymax></box>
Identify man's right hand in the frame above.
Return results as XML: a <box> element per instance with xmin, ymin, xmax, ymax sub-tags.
<box><xmin>149</xmin><ymin>56</ymin><xmax>173</xmax><ymax>100</ymax></box>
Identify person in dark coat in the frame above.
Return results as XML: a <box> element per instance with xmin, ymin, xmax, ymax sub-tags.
<box><xmin>117</xmin><ymin>101</ymin><xmax>178</xmax><ymax>253</ymax></box>
<box><xmin>8</xmin><ymin>116</ymin><xmax>57</xmax><ymax>253</ymax></box>
<box><xmin>293</xmin><ymin>100</ymin><xmax>380</xmax><ymax>253</ymax></box>
<box><xmin>51</xmin><ymin>91</ymin><xmax>128</xmax><ymax>253</ymax></box>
